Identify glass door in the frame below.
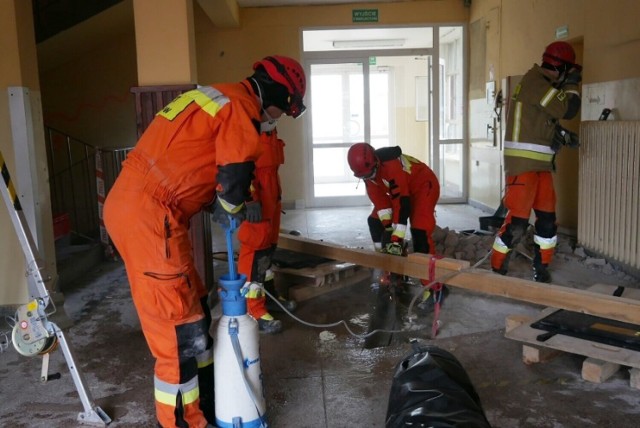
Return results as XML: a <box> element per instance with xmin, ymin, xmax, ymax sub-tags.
<box><xmin>307</xmin><ymin>56</ymin><xmax>431</xmax><ymax>207</ymax></box>
<box><xmin>309</xmin><ymin>61</ymin><xmax>368</xmax><ymax>205</ymax></box>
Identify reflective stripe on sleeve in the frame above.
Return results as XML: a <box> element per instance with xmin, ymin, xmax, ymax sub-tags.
<box><xmin>512</xmin><ymin>101</ymin><xmax>522</xmax><ymax>141</ymax></box>
<box><xmin>540</xmin><ymin>87</ymin><xmax>559</xmax><ymax>107</ymax></box>
<box><xmin>377</xmin><ymin>208</ymin><xmax>392</xmax><ymax>222</ymax></box>
<box><xmin>392</xmin><ymin>223</ymin><xmax>407</xmax><ymax>240</ymax></box>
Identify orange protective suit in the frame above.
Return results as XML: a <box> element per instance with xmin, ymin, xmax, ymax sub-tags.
<box><xmin>104</xmin><ymin>82</ymin><xmax>262</xmax><ymax>428</ymax></box>
<box><xmin>237</xmin><ymin>130</ymin><xmax>284</xmax><ymax>320</ymax></box>
<box><xmin>365</xmin><ymin>147</ymin><xmax>440</xmax><ymax>255</ymax></box>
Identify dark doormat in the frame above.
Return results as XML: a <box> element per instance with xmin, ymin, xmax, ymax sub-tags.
<box><xmin>531</xmin><ymin>309</ymin><xmax>640</xmax><ymax>352</ymax></box>
<box><xmin>272</xmin><ymin>248</ymin><xmax>333</xmax><ymax>269</ymax></box>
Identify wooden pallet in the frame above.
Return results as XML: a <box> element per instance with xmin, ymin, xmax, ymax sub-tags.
<box><xmin>505</xmin><ymin>284</ymin><xmax>640</xmax><ymax>389</ymax></box>
<box><xmin>272</xmin><ymin>261</ymin><xmax>361</xmax><ymax>287</ymax></box>
<box><xmin>272</xmin><ymin>261</ymin><xmax>370</xmax><ymax>302</ymax></box>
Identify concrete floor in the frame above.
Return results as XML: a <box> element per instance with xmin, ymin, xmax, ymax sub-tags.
<box><xmin>1</xmin><ymin>204</ymin><xmax>639</xmax><ymax>427</ymax></box>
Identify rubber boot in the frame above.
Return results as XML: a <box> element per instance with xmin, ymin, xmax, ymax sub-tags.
<box><xmin>417</xmin><ymin>285</ymin><xmax>450</xmax><ymax>312</ymax></box>
<box><xmin>257</xmin><ymin>313</ymin><xmax>283</xmax><ymax>334</ymax></box>
<box><xmin>533</xmin><ymin>264</ymin><xmax>551</xmax><ymax>283</ymax></box>
<box><xmin>264</xmin><ymin>278</ymin><xmax>297</xmax><ymax>313</ymax></box>
<box><xmin>491</xmin><ymin>252</ymin><xmax>510</xmax><ymax>275</ymax></box>
<box><xmin>532</xmin><ymin>244</ymin><xmax>552</xmax><ymax>283</ymax></box>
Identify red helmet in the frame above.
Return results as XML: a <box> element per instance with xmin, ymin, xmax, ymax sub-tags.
<box><xmin>542</xmin><ymin>41</ymin><xmax>576</xmax><ymax>68</ymax></box>
<box><xmin>253</xmin><ymin>56</ymin><xmax>306</xmax><ymax>118</ymax></box>
<box><xmin>347</xmin><ymin>143</ymin><xmax>378</xmax><ymax>179</ymax></box>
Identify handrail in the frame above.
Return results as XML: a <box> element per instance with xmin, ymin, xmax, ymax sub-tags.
<box><xmin>45</xmin><ymin>126</ymin><xmax>133</xmax><ymax>241</ymax></box>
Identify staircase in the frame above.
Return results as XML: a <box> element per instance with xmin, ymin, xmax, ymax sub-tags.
<box><xmin>45</xmin><ymin>126</ymin><xmax>131</xmax><ymax>289</ymax></box>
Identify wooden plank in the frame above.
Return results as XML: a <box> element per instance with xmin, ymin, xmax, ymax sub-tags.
<box><xmin>278</xmin><ymin>234</ymin><xmax>640</xmax><ymax>325</ymax></box>
<box><xmin>505</xmin><ymin>317</ymin><xmax>640</xmax><ymax>369</ymax></box>
<box><xmin>505</xmin><ymin>314</ymin><xmax>533</xmax><ymax>333</ymax></box>
<box><xmin>272</xmin><ymin>261</ymin><xmax>358</xmax><ymax>287</ymax></box>
<box><xmin>288</xmin><ymin>269</ymin><xmax>371</xmax><ymax>302</ymax></box>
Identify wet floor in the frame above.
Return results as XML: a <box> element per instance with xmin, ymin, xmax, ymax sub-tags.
<box><xmin>1</xmin><ymin>205</ymin><xmax>640</xmax><ymax>427</ymax></box>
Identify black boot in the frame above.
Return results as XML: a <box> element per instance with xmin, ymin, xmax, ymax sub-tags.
<box><xmin>533</xmin><ymin>264</ymin><xmax>551</xmax><ymax>283</ymax></box>
<box><xmin>264</xmin><ymin>278</ymin><xmax>297</xmax><ymax>313</ymax></box>
<box><xmin>532</xmin><ymin>244</ymin><xmax>552</xmax><ymax>283</ymax></box>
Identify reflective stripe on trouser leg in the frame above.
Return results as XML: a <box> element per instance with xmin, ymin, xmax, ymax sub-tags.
<box><xmin>147</xmin><ymin>310</ymin><xmax>208</xmax><ymax>427</ymax></box>
<box><xmin>245</xmin><ymin>280</ymin><xmax>268</xmax><ymax>319</ymax></box>
<box><xmin>155</xmin><ymin>375</ymin><xmax>201</xmax><ymax>428</ymax></box>
<box><xmin>533</xmin><ymin>209</ymin><xmax>557</xmax><ymax>266</ymax></box>
<box><xmin>534</xmin><ymin>235</ymin><xmax>557</xmax><ymax>265</ymax></box>
<box><xmin>242</xmin><ymin>246</ymin><xmax>272</xmax><ymax>319</ymax></box>
<box><xmin>490</xmin><ymin>235</ymin><xmax>510</xmax><ymax>271</ymax></box>
<box><xmin>491</xmin><ymin>215</ymin><xmax>529</xmax><ymax>271</ymax></box>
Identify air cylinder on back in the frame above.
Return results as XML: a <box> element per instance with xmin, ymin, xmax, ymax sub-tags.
<box><xmin>214</xmin><ymin>273</ymin><xmax>267</xmax><ymax>428</ymax></box>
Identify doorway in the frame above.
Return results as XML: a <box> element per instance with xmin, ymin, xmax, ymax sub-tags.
<box><xmin>303</xmin><ymin>25</ymin><xmax>466</xmax><ymax>207</ymax></box>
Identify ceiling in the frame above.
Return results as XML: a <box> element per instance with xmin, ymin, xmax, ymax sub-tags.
<box><xmin>35</xmin><ymin>0</ymin><xmax>416</xmax><ymax>71</ymax></box>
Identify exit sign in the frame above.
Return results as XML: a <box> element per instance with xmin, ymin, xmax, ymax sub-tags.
<box><xmin>353</xmin><ymin>9</ymin><xmax>378</xmax><ymax>23</ymax></box>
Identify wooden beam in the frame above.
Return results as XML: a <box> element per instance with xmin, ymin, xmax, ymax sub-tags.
<box><xmin>278</xmin><ymin>233</ymin><xmax>640</xmax><ymax>325</ymax></box>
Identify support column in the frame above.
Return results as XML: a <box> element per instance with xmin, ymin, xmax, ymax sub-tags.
<box><xmin>131</xmin><ymin>0</ymin><xmax>213</xmax><ymax>290</ymax></box>
<box><xmin>133</xmin><ymin>0</ymin><xmax>198</xmax><ymax>85</ymax></box>
<box><xmin>1</xmin><ymin>0</ymin><xmax>58</xmax><ymax>309</ymax></box>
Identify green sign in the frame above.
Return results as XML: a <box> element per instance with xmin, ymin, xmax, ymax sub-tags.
<box><xmin>369</xmin><ymin>57</ymin><xmax>377</xmax><ymax>65</ymax></box>
<box><xmin>555</xmin><ymin>25</ymin><xmax>569</xmax><ymax>40</ymax></box>
<box><xmin>353</xmin><ymin>9</ymin><xmax>378</xmax><ymax>23</ymax></box>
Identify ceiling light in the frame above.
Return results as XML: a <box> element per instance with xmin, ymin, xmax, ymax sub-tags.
<box><xmin>332</xmin><ymin>38</ymin><xmax>405</xmax><ymax>49</ymax></box>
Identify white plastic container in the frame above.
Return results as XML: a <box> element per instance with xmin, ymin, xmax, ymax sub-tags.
<box><xmin>214</xmin><ymin>274</ymin><xmax>267</xmax><ymax>428</ymax></box>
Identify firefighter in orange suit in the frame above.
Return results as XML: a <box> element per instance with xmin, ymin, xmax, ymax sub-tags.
<box><xmin>103</xmin><ymin>55</ymin><xmax>306</xmax><ymax>428</ymax></box>
<box><xmin>347</xmin><ymin>143</ymin><xmax>443</xmax><ymax>306</ymax></box>
<box><xmin>490</xmin><ymin>41</ymin><xmax>581</xmax><ymax>283</ymax></box>
<box><xmin>238</xmin><ymin>127</ymin><xmax>298</xmax><ymax>335</ymax></box>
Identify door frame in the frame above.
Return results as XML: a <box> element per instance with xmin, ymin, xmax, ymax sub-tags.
<box><xmin>302</xmin><ymin>24</ymin><xmax>467</xmax><ymax>207</ymax></box>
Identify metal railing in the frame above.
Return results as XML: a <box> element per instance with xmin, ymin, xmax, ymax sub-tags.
<box><xmin>45</xmin><ymin>127</ymin><xmax>132</xmax><ymax>240</ymax></box>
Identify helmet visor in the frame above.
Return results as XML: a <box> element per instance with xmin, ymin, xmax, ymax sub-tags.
<box><xmin>287</xmin><ymin>93</ymin><xmax>306</xmax><ymax>118</ymax></box>
<box><xmin>355</xmin><ymin>165</ymin><xmax>377</xmax><ymax>180</ymax></box>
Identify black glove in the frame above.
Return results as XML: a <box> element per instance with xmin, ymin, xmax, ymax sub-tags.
<box><xmin>245</xmin><ymin>201</ymin><xmax>262</xmax><ymax>223</ymax></box>
<box><xmin>210</xmin><ymin>198</ymin><xmax>245</xmax><ymax>228</ymax></box>
<box><xmin>381</xmin><ymin>228</ymin><xmax>393</xmax><ymax>247</ymax></box>
<box><xmin>552</xmin><ymin>125</ymin><xmax>580</xmax><ymax>151</ymax></box>
<box><xmin>564</xmin><ymin>70</ymin><xmax>582</xmax><ymax>86</ymax></box>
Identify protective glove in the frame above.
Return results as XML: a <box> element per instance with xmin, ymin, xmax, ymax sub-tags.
<box><xmin>552</xmin><ymin>125</ymin><xmax>580</xmax><ymax>151</ymax></box>
<box><xmin>384</xmin><ymin>242</ymin><xmax>404</xmax><ymax>256</ymax></box>
<box><xmin>210</xmin><ymin>198</ymin><xmax>245</xmax><ymax>228</ymax></box>
<box><xmin>564</xmin><ymin>70</ymin><xmax>582</xmax><ymax>86</ymax></box>
<box><xmin>245</xmin><ymin>201</ymin><xmax>262</xmax><ymax>223</ymax></box>
<box><xmin>381</xmin><ymin>227</ymin><xmax>393</xmax><ymax>247</ymax></box>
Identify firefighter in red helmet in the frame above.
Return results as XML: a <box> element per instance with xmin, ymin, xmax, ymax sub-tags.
<box><xmin>239</xmin><ymin>56</ymin><xmax>305</xmax><ymax>334</ymax></box>
<box><xmin>347</xmin><ymin>143</ymin><xmax>444</xmax><ymax>308</ymax></box>
<box><xmin>491</xmin><ymin>41</ymin><xmax>582</xmax><ymax>283</ymax></box>
<box><xmin>103</xmin><ymin>55</ymin><xmax>306</xmax><ymax>427</ymax></box>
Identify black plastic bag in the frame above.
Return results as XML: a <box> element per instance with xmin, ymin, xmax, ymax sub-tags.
<box><xmin>386</xmin><ymin>342</ymin><xmax>491</xmax><ymax>428</ymax></box>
